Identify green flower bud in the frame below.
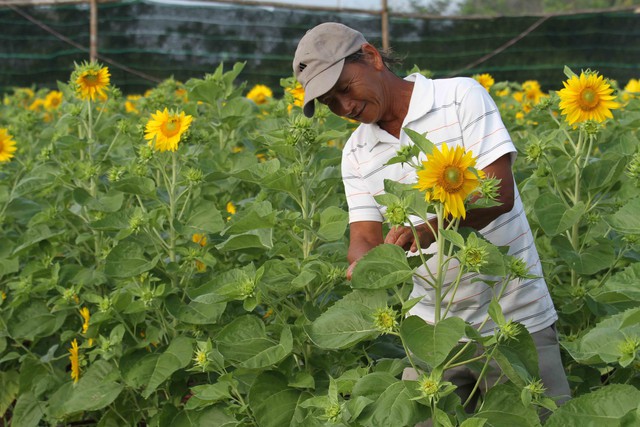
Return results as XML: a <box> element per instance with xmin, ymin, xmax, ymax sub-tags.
<box><xmin>185</xmin><ymin>167</ymin><xmax>204</xmax><ymax>185</ymax></box>
<box><xmin>128</xmin><ymin>210</ymin><xmax>146</xmax><ymax>233</ymax></box>
<box><xmin>625</xmin><ymin>152</ymin><xmax>640</xmax><ymax>182</ymax></box>
<box><xmin>324</xmin><ymin>403</ymin><xmax>341</xmax><ymax>423</ymax></box>
<box><xmin>507</xmin><ymin>257</ymin><xmax>531</xmax><ymax>279</ymax></box>
<box><xmin>193</xmin><ymin>348</ymin><xmax>210</xmax><ymax>372</ymax></box>
<box><xmin>525</xmin><ymin>139</ymin><xmax>544</xmax><ymax>162</ymax></box>
<box><xmin>580</xmin><ymin>120</ymin><xmax>600</xmax><ymax>136</ymax></box>
<box><xmin>385</xmin><ymin>202</ymin><xmax>408</xmax><ymax>227</ymax></box>
<box><xmin>107</xmin><ymin>166</ymin><xmax>125</xmax><ymax>182</ymax></box>
<box><xmin>239</xmin><ymin>278</ymin><xmax>255</xmax><ymax>298</ymax></box>
<box><xmin>497</xmin><ymin>320</ymin><xmax>521</xmax><ymax>342</ymax></box>
<box><xmin>98</xmin><ymin>296</ymin><xmax>112</xmax><ymax>312</ymax></box>
<box><xmin>478</xmin><ymin>176</ymin><xmax>501</xmax><ymax>202</ymax></box>
<box><xmin>618</xmin><ymin>336</ymin><xmax>640</xmax><ymax>359</ymax></box>
<box><xmin>373</xmin><ymin>306</ymin><xmax>398</xmax><ymax>334</ymax></box>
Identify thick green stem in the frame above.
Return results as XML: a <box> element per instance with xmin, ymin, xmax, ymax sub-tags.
<box><xmin>434</xmin><ymin>206</ymin><xmax>445</xmax><ymax>323</ymax></box>
<box><xmin>168</xmin><ymin>152</ymin><xmax>178</xmax><ymax>263</ymax></box>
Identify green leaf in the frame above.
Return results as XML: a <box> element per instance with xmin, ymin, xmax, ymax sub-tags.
<box><xmin>563</xmin><ymin>65</ymin><xmax>578</xmax><ymax>79</ymax></box>
<box><xmin>534</xmin><ymin>193</ymin><xmax>585</xmax><ymax>236</ymax></box>
<box><xmin>262</xmin><ymin>169</ymin><xmax>300</xmax><ymax>199</ymax></box>
<box><xmin>230</xmin><ymin>159</ymin><xmax>281</xmax><ymax>183</ymax></box>
<box><xmin>545</xmin><ymin>384</ymin><xmax>640</xmax><ymax>427</ymax></box>
<box><xmin>440</xmin><ymin>229</ymin><xmax>465</xmax><ymax>248</ymax></box>
<box><xmin>186</xmin><ymin>200</ymin><xmax>225</xmax><ymax>234</ymax></box>
<box><xmin>248</xmin><ymin>371</ymin><xmax>300</xmax><ymax>427</ymax></box>
<box><xmin>165</xmin><ymin>294</ymin><xmax>226</xmax><ymax>325</ymax></box>
<box><xmin>488</xmin><ymin>298</ymin><xmax>506</xmax><ymax>327</ymax></box>
<box><xmin>216</xmin><ymin>229</ymin><xmax>273</xmax><ymax>252</ymax></box>
<box><xmin>111</xmin><ymin>177</ymin><xmax>156</xmax><ymax>195</ymax></box>
<box><xmin>239</xmin><ymin>326</ymin><xmax>293</xmax><ymax>369</ymax></box>
<box><xmin>591</xmin><ymin>263</ymin><xmax>640</xmax><ymax>310</ymax></box>
<box><xmin>8</xmin><ymin>301</ymin><xmax>66</xmax><ymax>340</ymax></box>
<box><xmin>89</xmin><ymin>210</ymin><xmax>132</xmax><ymax>231</ymax></box>
<box><xmin>493</xmin><ymin>325</ymin><xmax>539</xmax><ymax>387</ymax></box>
<box><xmin>351</xmin><ymin>244</ymin><xmax>414</xmax><ymax>290</ymax></box>
<box><xmin>400</xmin><ymin>316</ymin><xmax>466</xmax><ymax>368</ymax></box>
<box><xmin>191</xmin><ymin>381</ymin><xmax>233</xmax><ymax>403</ymax></box>
<box><xmin>358</xmin><ymin>380</ymin><xmax>428</xmax><ymax>427</ymax></box>
<box><xmin>53</xmin><ymin>360</ymin><xmax>123</xmax><ymax>416</ymax></box>
<box><xmin>11</xmin><ymin>392</ymin><xmax>44</xmax><ymax>427</ymax></box>
<box><xmin>0</xmin><ymin>370</ymin><xmax>19</xmax><ymax>417</ymax></box>
<box><xmin>12</xmin><ymin>224</ymin><xmax>64</xmax><ymax>254</ymax></box>
<box><xmin>223</xmin><ymin>201</ymin><xmax>276</xmax><ymax>234</ymax></box>
<box><xmin>217</xmin><ymin>315</ymin><xmax>289</xmax><ymax>367</ymax></box>
<box><xmin>0</xmin><ymin>257</ymin><xmax>19</xmax><ymax>278</ymax></box>
<box><xmin>475</xmin><ymin>383</ymin><xmax>540</xmax><ymax>427</ymax></box>
<box><xmin>317</xmin><ymin>206</ymin><xmax>348</xmax><ymax>241</ymax></box>
<box><xmin>583</xmin><ymin>156</ymin><xmax>626</xmax><ymax>191</ymax></box>
<box><xmin>561</xmin><ymin>308</ymin><xmax>640</xmax><ymax>365</ymax></box>
<box><xmin>553</xmin><ymin>237</ymin><xmax>615</xmax><ymax>275</ymax></box>
<box><xmin>305</xmin><ymin>290</ymin><xmax>387</xmax><ymax>349</ymax></box>
<box><xmin>142</xmin><ymin>336</ymin><xmax>194</xmax><ymax>399</ymax></box>
<box><xmin>606</xmin><ymin>197</ymin><xmax>640</xmax><ymax>234</ymax></box>
<box><xmin>89</xmin><ymin>190</ymin><xmax>125</xmax><ymax>213</ymax></box>
<box><xmin>104</xmin><ymin>241</ymin><xmax>160</xmax><ymax>278</ymax></box>
<box><xmin>404</xmin><ymin>127</ymin><xmax>435</xmax><ymax>155</ymax></box>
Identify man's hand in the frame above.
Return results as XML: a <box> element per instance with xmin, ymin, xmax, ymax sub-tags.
<box><xmin>384</xmin><ymin>222</ymin><xmax>435</xmax><ymax>252</ymax></box>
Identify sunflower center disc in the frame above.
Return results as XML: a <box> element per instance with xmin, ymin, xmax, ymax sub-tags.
<box><xmin>444</xmin><ymin>166</ymin><xmax>463</xmax><ymax>191</ymax></box>
<box><xmin>580</xmin><ymin>88</ymin><xmax>598</xmax><ymax>109</ymax></box>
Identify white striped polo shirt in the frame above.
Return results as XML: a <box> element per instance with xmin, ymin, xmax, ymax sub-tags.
<box><xmin>341</xmin><ymin>73</ymin><xmax>557</xmax><ymax>334</ymax></box>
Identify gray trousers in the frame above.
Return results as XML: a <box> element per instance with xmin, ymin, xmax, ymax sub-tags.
<box><xmin>402</xmin><ymin>324</ymin><xmax>571</xmax><ymax>426</ymax></box>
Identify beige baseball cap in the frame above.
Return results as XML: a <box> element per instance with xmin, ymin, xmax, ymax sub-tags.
<box><xmin>293</xmin><ymin>22</ymin><xmax>367</xmax><ymax>117</ymax></box>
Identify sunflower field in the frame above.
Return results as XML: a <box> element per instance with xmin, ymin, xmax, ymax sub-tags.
<box><xmin>0</xmin><ymin>60</ymin><xmax>639</xmax><ymax>427</ymax></box>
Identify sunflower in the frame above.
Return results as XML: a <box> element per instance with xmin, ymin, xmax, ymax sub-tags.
<box><xmin>79</xmin><ymin>307</ymin><xmax>90</xmax><ymax>333</ymax></box>
<box><xmin>623</xmin><ymin>78</ymin><xmax>640</xmax><ymax>102</ymax></box>
<box><xmin>286</xmin><ymin>82</ymin><xmax>305</xmax><ymax>111</ymax></box>
<box><xmin>69</xmin><ymin>339</ymin><xmax>80</xmax><ymax>383</ymax></box>
<box><xmin>0</xmin><ymin>128</ymin><xmax>17</xmax><ymax>163</ymax></box>
<box><xmin>522</xmin><ymin>80</ymin><xmax>545</xmax><ymax>105</ymax></box>
<box><xmin>192</xmin><ymin>233</ymin><xmax>207</xmax><ymax>247</ymax></box>
<box><xmin>74</xmin><ymin>62</ymin><xmax>110</xmax><ymax>101</ymax></box>
<box><xmin>125</xmin><ymin>94</ymin><xmax>141</xmax><ymax>113</ymax></box>
<box><xmin>414</xmin><ymin>143</ymin><xmax>483</xmax><ymax>219</ymax></box>
<box><xmin>557</xmin><ymin>71</ymin><xmax>620</xmax><ymax>126</ymax></box>
<box><xmin>246</xmin><ymin>84</ymin><xmax>273</xmax><ymax>105</ymax></box>
<box><xmin>144</xmin><ymin>108</ymin><xmax>193</xmax><ymax>152</ymax></box>
<box><xmin>472</xmin><ymin>73</ymin><xmax>495</xmax><ymax>91</ymax></box>
<box><xmin>44</xmin><ymin>91</ymin><xmax>63</xmax><ymax>110</ymax></box>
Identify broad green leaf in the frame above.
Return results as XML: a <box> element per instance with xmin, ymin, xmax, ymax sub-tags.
<box><xmin>142</xmin><ymin>336</ymin><xmax>194</xmax><ymax>399</ymax></box>
<box><xmin>52</xmin><ymin>360</ymin><xmax>123</xmax><ymax>416</ymax></box>
<box><xmin>165</xmin><ymin>294</ymin><xmax>226</xmax><ymax>325</ymax></box>
<box><xmin>352</xmin><ymin>372</ymin><xmax>398</xmax><ymax>401</ymax></box>
<box><xmin>553</xmin><ymin>237</ymin><xmax>615</xmax><ymax>275</ymax></box>
<box><xmin>191</xmin><ymin>381</ymin><xmax>233</xmax><ymax>403</ymax></box>
<box><xmin>488</xmin><ymin>298</ymin><xmax>506</xmax><ymax>326</ymax></box>
<box><xmin>305</xmin><ymin>290</ymin><xmax>387</xmax><ymax>349</ymax></box>
<box><xmin>89</xmin><ymin>210</ymin><xmax>132</xmax><ymax>231</ymax></box>
<box><xmin>8</xmin><ymin>301</ymin><xmax>66</xmax><ymax>340</ymax></box>
<box><xmin>0</xmin><ymin>257</ymin><xmax>19</xmax><ymax>278</ymax></box>
<box><xmin>592</xmin><ymin>263</ymin><xmax>640</xmax><ymax>310</ymax></box>
<box><xmin>11</xmin><ymin>392</ymin><xmax>44</xmax><ymax>427</ymax></box>
<box><xmin>255</xmin><ymin>259</ymin><xmax>301</xmax><ymax>296</ymax></box>
<box><xmin>0</xmin><ymin>370</ymin><xmax>19</xmax><ymax>417</ymax></box>
<box><xmin>545</xmin><ymin>384</ymin><xmax>640</xmax><ymax>427</ymax></box>
<box><xmin>583</xmin><ymin>156</ymin><xmax>626</xmax><ymax>191</ymax></box>
<box><xmin>239</xmin><ymin>326</ymin><xmax>293</xmax><ymax>369</ymax></box>
<box><xmin>475</xmin><ymin>383</ymin><xmax>540</xmax><ymax>427</ymax></box>
<box><xmin>404</xmin><ymin>127</ymin><xmax>435</xmax><ymax>155</ymax></box>
<box><xmin>89</xmin><ymin>190</ymin><xmax>125</xmax><ymax>213</ymax></box>
<box><xmin>223</xmin><ymin>201</ymin><xmax>276</xmax><ymax>234</ymax></box>
<box><xmin>230</xmin><ymin>158</ymin><xmax>281</xmax><ymax>183</ymax></box>
<box><xmin>561</xmin><ymin>308</ymin><xmax>640</xmax><ymax>366</ymax></box>
<box><xmin>104</xmin><ymin>241</ymin><xmax>160</xmax><ymax>278</ymax></box>
<box><xmin>168</xmin><ymin>406</ymin><xmax>239</xmax><ymax>427</ymax></box>
<box><xmin>248</xmin><ymin>371</ymin><xmax>300</xmax><ymax>427</ymax></box>
<box><xmin>317</xmin><ymin>206</ymin><xmax>348</xmax><ymax>241</ymax></box>
<box><xmin>111</xmin><ymin>177</ymin><xmax>156</xmax><ymax>195</ymax></box>
<box><xmin>262</xmin><ymin>169</ymin><xmax>300</xmax><ymax>199</ymax></box>
<box><xmin>186</xmin><ymin>200</ymin><xmax>225</xmax><ymax>234</ymax></box>
<box><xmin>216</xmin><ymin>315</ymin><xmax>280</xmax><ymax>366</ymax></box>
<box><xmin>216</xmin><ymin>229</ymin><xmax>273</xmax><ymax>251</ymax></box>
<box><xmin>493</xmin><ymin>325</ymin><xmax>539</xmax><ymax>387</ymax></box>
<box><xmin>12</xmin><ymin>224</ymin><xmax>64</xmax><ymax>254</ymax></box>
<box><xmin>533</xmin><ymin>193</ymin><xmax>585</xmax><ymax>236</ymax></box>
<box><xmin>441</xmin><ymin>229</ymin><xmax>465</xmax><ymax>248</ymax></box>
<box><xmin>358</xmin><ymin>380</ymin><xmax>428</xmax><ymax>427</ymax></box>
<box><xmin>606</xmin><ymin>197</ymin><xmax>640</xmax><ymax>234</ymax></box>
<box><xmin>351</xmin><ymin>244</ymin><xmax>414</xmax><ymax>290</ymax></box>
<box><xmin>121</xmin><ymin>352</ymin><xmax>160</xmax><ymax>389</ymax></box>
<box><xmin>400</xmin><ymin>316</ymin><xmax>466</xmax><ymax>368</ymax></box>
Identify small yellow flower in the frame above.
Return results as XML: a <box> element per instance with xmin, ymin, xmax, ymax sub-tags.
<box><xmin>0</xmin><ymin>128</ymin><xmax>17</xmax><ymax>163</ymax></box>
<box><xmin>473</xmin><ymin>73</ymin><xmax>495</xmax><ymax>91</ymax></box>
<box><xmin>515</xmin><ymin>111</ymin><xmax>525</xmax><ymax>120</ymax></box>
<box><xmin>79</xmin><ymin>307</ymin><xmax>90</xmax><ymax>334</ymax></box>
<box><xmin>144</xmin><ymin>108</ymin><xmax>193</xmax><ymax>152</ymax></box>
<box><xmin>496</xmin><ymin>88</ymin><xmax>510</xmax><ymax>97</ymax></box>
<box><xmin>623</xmin><ymin>78</ymin><xmax>640</xmax><ymax>102</ymax></box>
<box><xmin>414</xmin><ymin>144</ymin><xmax>484</xmax><ymax>219</ymax></box>
<box><xmin>74</xmin><ymin>62</ymin><xmax>110</xmax><ymax>101</ymax></box>
<box><xmin>44</xmin><ymin>91</ymin><xmax>63</xmax><ymax>110</ymax></box>
<box><xmin>192</xmin><ymin>233</ymin><xmax>207</xmax><ymax>247</ymax></box>
<box><xmin>522</xmin><ymin>80</ymin><xmax>545</xmax><ymax>105</ymax></box>
<box><xmin>1</xmin><ymin>291</ymin><xmax>6</xmax><ymax>300</ymax></box>
<box><xmin>28</xmin><ymin>98</ymin><xmax>45</xmax><ymax>112</ymax></box>
<box><xmin>286</xmin><ymin>82</ymin><xmax>305</xmax><ymax>112</ymax></box>
<box><xmin>557</xmin><ymin>71</ymin><xmax>620</xmax><ymax>126</ymax></box>
<box><xmin>125</xmin><ymin>94</ymin><xmax>141</xmax><ymax>113</ymax></box>
<box><xmin>246</xmin><ymin>84</ymin><xmax>272</xmax><ymax>105</ymax></box>
<box><xmin>69</xmin><ymin>339</ymin><xmax>80</xmax><ymax>383</ymax></box>
<box><xmin>195</xmin><ymin>260</ymin><xmax>207</xmax><ymax>272</ymax></box>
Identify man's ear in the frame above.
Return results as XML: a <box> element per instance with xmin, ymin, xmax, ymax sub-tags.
<box><xmin>361</xmin><ymin>43</ymin><xmax>384</xmax><ymax>70</ymax></box>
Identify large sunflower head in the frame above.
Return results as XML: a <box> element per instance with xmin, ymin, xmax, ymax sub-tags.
<box><xmin>144</xmin><ymin>108</ymin><xmax>193</xmax><ymax>152</ymax></box>
<box><xmin>44</xmin><ymin>90</ymin><xmax>63</xmax><ymax>110</ymax></box>
<box><xmin>72</xmin><ymin>61</ymin><xmax>110</xmax><ymax>101</ymax></box>
<box><xmin>557</xmin><ymin>71</ymin><xmax>620</xmax><ymax>126</ymax></box>
<box><xmin>0</xmin><ymin>128</ymin><xmax>17</xmax><ymax>163</ymax></box>
<box><xmin>413</xmin><ymin>143</ymin><xmax>483</xmax><ymax>219</ymax></box>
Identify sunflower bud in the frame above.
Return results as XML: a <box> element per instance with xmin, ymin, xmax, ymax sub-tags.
<box><xmin>525</xmin><ymin>139</ymin><xmax>544</xmax><ymax>162</ymax></box>
<box><xmin>128</xmin><ymin>210</ymin><xmax>146</xmax><ymax>233</ymax></box>
<box><xmin>457</xmin><ymin>237</ymin><xmax>489</xmax><ymax>273</ymax></box>
<box><xmin>625</xmin><ymin>152</ymin><xmax>640</xmax><ymax>183</ymax></box>
<box><xmin>185</xmin><ymin>167</ymin><xmax>204</xmax><ymax>185</ymax></box>
<box><xmin>107</xmin><ymin>166</ymin><xmax>125</xmax><ymax>182</ymax></box>
<box><xmin>324</xmin><ymin>403</ymin><xmax>341</xmax><ymax>423</ymax></box>
<box><xmin>497</xmin><ymin>320</ymin><xmax>521</xmax><ymax>342</ymax></box>
<box><xmin>618</xmin><ymin>337</ymin><xmax>640</xmax><ymax>359</ymax></box>
<box><xmin>239</xmin><ymin>278</ymin><xmax>255</xmax><ymax>298</ymax></box>
<box><xmin>98</xmin><ymin>296</ymin><xmax>112</xmax><ymax>313</ymax></box>
<box><xmin>478</xmin><ymin>176</ymin><xmax>501</xmax><ymax>202</ymax></box>
<box><xmin>580</xmin><ymin>120</ymin><xmax>600</xmax><ymax>136</ymax></box>
<box><xmin>385</xmin><ymin>201</ymin><xmax>408</xmax><ymax>227</ymax></box>
<box><xmin>193</xmin><ymin>348</ymin><xmax>210</xmax><ymax>372</ymax></box>
<box><xmin>507</xmin><ymin>257</ymin><xmax>531</xmax><ymax>279</ymax></box>
<box><xmin>373</xmin><ymin>307</ymin><xmax>398</xmax><ymax>334</ymax></box>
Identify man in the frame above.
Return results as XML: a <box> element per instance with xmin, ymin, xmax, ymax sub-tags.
<box><xmin>292</xmin><ymin>22</ymin><xmax>570</xmax><ymax>412</ymax></box>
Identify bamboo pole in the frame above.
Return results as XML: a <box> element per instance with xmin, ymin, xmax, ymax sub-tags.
<box><xmin>381</xmin><ymin>0</ymin><xmax>389</xmax><ymax>51</ymax></box>
<box><xmin>89</xmin><ymin>0</ymin><xmax>97</xmax><ymax>61</ymax></box>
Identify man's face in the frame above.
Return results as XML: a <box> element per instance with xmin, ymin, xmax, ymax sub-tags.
<box><xmin>317</xmin><ymin>59</ymin><xmax>384</xmax><ymax>124</ymax></box>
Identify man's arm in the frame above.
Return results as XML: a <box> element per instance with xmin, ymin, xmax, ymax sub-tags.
<box><xmin>346</xmin><ymin>221</ymin><xmax>384</xmax><ymax>280</ymax></box>
<box><xmin>385</xmin><ymin>153</ymin><xmax>515</xmax><ymax>252</ymax></box>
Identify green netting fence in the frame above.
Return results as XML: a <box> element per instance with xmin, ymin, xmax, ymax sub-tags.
<box><xmin>1</xmin><ymin>0</ymin><xmax>638</xmax><ymax>95</ymax></box>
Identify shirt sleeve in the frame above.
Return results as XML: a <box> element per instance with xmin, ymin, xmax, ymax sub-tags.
<box><xmin>457</xmin><ymin>81</ymin><xmax>517</xmax><ymax>170</ymax></box>
<box><xmin>341</xmin><ymin>142</ymin><xmax>384</xmax><ymax>224</ymax></box>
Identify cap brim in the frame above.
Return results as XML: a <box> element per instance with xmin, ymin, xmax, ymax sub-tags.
<box><xmin>301</xmin><ymin>58</ymin><xmax>345</xmax><ymax>118</ymax></box>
